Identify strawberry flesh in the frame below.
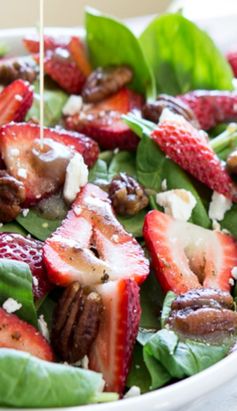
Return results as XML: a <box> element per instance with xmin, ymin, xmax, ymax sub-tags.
<box><xmin>0</xmin><ymin>307</ymin><xmax>53</xmax><ymax>361</ymax></box>
<box><xmin>88</xmin><ymin>278</ymin><xmax>141</xmax><ymax>395</ymax></box>
<box><xmin>152</xmin><ymin>110</ymin><xmax>235</xmax><ymax>200</ymax></box>
<box><xmin>226</xmin><ymin>51</ymin><xmax>237</xmax><ymax>77</ymax></box>
<box><xmin>144</xmin><ymin>210</ymin><xmax>237</xmax><ymax>294</ymax></box>
<box><xmin>0</xmin><ymin>232</ymin><xmax>51</xmax><ymax>300</ymax></box>
<box><xmin>0</xmin><ymin>79</ymin><xmax>33</xmax><ymax>126</ymax></box>
<box><xmin>43</xmin><ymin>183</ymin><xmax>149</xmax><ymax>287</ymax></box>
<box><xmin>0</xmin><ymin>122</ymin><xmax>99</xmax><ymax>205</ymax></box>
<box><xmin>65</xmin><ymin>88</ymin><xmax>143</xmax><ymax>150</ymax></box>
<box><xmin>178</xmin><ymin>90</ymin><xmax>237</xmax><ymax>130</ymax></box>
<box><xmin>23</xmin><ymin>34</ymin><xmax>68</xmax><ymax>53</ymax></box>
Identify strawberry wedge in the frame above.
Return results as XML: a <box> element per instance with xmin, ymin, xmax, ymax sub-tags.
<box><xmin>144</xmin><ymin>210</ymin><xmax>237</xmax><ymax>294</ymax></box>
<box><xmin>152</xmin><ymin>109</ymin><xmax>236</xmax><ymax>200</ymax></box>
<box><xmin>65</xmin><ymin>88</ymin><xmax>143</xmax><ymax>150</ymax></box>
<box><xmin>0</xmin><ymin>123</ymin><xmax>99</xmax><ymax>205</ymax></box>
<box><xmin>89</xmin><ymin>278</ymin><xmax>141</xmax><ymax>395</ymax></box>
<box><xmin>0</xmin><ymin>308</ymin><xmax>53</xmax><ymax>361</ymax></box>
<box><xmin>0</xmin><ymin>79</ymin><xmax>33</xmax><ymax>126</ymax></box>
<box><xmin>43</xmin><ymin>184</ymin><xmax>149</xmax><ymax>287</ymax></box>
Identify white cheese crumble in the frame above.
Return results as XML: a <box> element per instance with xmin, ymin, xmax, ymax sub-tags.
<box><xmin>10</xmin><ymin>148</ymin><xmax>20</xmax><ymax>156</ymax></box>
<box><xmin>38</xmin><ymin>314</ymin><xmax>50</xmax><ymax>341</ymax></box>
<box><xmin>2</xmin><ymin>298</ymin><xmax>22</xmax><ymax>313</ymax></box>
<box><xmin>212</xmin><ymin>219</ymin><xmax>221</xmax><ymax>231</ymax></box>
<box><xmin>62</xmin><ymin>95</ymin><xmax>83</xmax><ymax>116</ymax></box>
<box><xmin>156</xmin><ymin>189</ymin><xmax>197</xmax><ymax>221</ymax></box>
<box><xmin>124</xmin><ymin>386</ymin><xmax>141</xmax><ymax>399</ymax></box>
<box><xmin>32</xmin><ymin>276</ymin><xmax>39</xmax><ymax>287</ymax></box>
<box><xmin>17</xmin><ymin>168</ymin><xmax>27</xmax><ymax>179</ymax></box>
<box><xmin>63</xmin><ymin>153</ymin><xmax>88</xmax><ymax>204</ymax></box>
<box><xmin>229</xmin><ymin>278</ymin><xmax>235</xmax><ymax>286</ymax></box>
<box><xmin>231</xmin><ymin>267</ymin><xmax>237</xmax><ymax>280</ymax></box>
<box><xmin>161</xmin><ymin>179</ymin><xmax>167</xmax><ymax>191</ymax></box>
<box><xmin>208</xmin><ymin>192</ymin><xmax>232</xmax><ymax>222</ymax></box>
<box><xmin>22</xmin><ymin>208</ymin><xmax>29</xmax><ymax>217</ymax></box>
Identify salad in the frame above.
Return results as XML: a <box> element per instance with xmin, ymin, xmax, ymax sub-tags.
<box><xmin>0</xmin><ymin>7</ymin><xmax>237</xmax><ymax>408</ymax></box>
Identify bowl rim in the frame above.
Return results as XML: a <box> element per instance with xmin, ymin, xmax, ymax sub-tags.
<box><xmin>0</xmin><ymin>25</ymin><xmax>237</xmax><ymax>411</ymax></box>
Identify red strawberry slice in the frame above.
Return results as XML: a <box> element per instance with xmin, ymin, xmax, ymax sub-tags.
<box><xmin>0</xmin><ymin>79</ymin><xmax>33</xmax><ymax>126</ymax></box>
<box><xmin>226</xmin><ymin>51</ymin><xmax>237</xmax><ymax>77</ymax></box>
<box><xmin>144</xmin><ymin>210</ymin><xmax>237</xmax><ymax>294</ymax></box>
<box><xmin>0</xmin><ymin>232</ymin><xmax>51</xmax><ymax>300</ymax></box>
<box><xmin>178</xmin><ymin>90</ymin><xmax>237</xmax><ymax>130</ymax></box>
<box><xmin>43</xmin><ymin>183</ymin><xmax>149</xmax><ymax>287</ymax></box>
<box><xmin>65</xmin><ymin>88</ymin><xmax>143</xmax><ymax>150</ymax></box>
<box><xmin>23</xmin><ymin>34</ymin><xmax>68</xmax><ymax>53</ymax></box>
<box><xmin>88</xmin><ymin>278</ymin><xmax>141</xmax><ymax>395</ymax></box>
<box><xmin>68</xmin><ymin>36</ymin><xmax>92</xmax><ymax>77</ymax></box>
<box><xmin>0</xmin><ymin>122</ymin><xmax>99</xmax><ymax>205</ymax></box>
<box><xmin>151</xmin><ymin>109</ymin><xmax>235</xmax><ymax>200</ymax></box>
<box><xmin>0</xmin><ymin>308</ymin><xmax>53</xmax><ymax>361</ymax></box>
<box><xmin>44</xmin><ymin>48</ymin><xmax>86</xmax><ymax>94</ymax></box>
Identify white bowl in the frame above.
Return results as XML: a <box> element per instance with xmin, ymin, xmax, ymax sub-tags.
<box><xmin>1</xmin><ymin>19</ymin><xmax>237</xmax><ymax>411</ymax></box>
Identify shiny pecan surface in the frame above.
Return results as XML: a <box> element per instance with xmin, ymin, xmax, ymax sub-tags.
<box><xmin>0</xmin><ymin>170</ymin><xmax>25</xmax><ymax>222</ymax></box>
<box><xmin>109</xmin><ymin>172</ymin><xmax>148</xmax><ymax>216</ymax></box>
<box><xmin>0</xmin><ymin>58</ymin><xmax>38</xmax><ymax>85</ymax></box>
<box><xmin>82</xmin><ymin>65</ymin><xmax>133</xmax><ymax>103</ymax></box>
<box><xmin>142</xmin><ymin>94</ymin><xmax>199</xmax><ymax>127</ymax></box>
<box><xmin>51</xmin><ymin>282</ymin><xmax>103</xmax><ymax>363</ymax></box>
<box><xmin>167</xmin><ymin>288</ymin><xmax>237</xmax><ymax>338</ymax></box>
<box><xmin>227</xmin><ymin>149</ymin><xmax>237</xmax><ymax>175</ymax></box>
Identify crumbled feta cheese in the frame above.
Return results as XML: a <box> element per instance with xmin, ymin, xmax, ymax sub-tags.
<box><xmin>0</xmin><ymin>223</ymin><xmax>3</xmax><ymax>228</ymax></box>
<box><xmin>32</xmin><ymin>276</ymin><xmax>39</xmax><ymax>287</ymax></box>
<box><xmin>81</xmin><ymin>355</ymin><xmax>89</xmax><ymax>369</ymax></box>
<box><xmin>212</xmin><ymin>219</ymin><xmax>221</xmax><ymax>231</ymax></box>
<box><xmin>22</xmin><ymin>208</ymin><xmax>29</xmax><ymax>217</ymax></box>
<box><xmin>62</xmin><ymin>95</ymin><xmax>83</xmax><ymax>116</ymax></box>
<box><xmin>17</xmin><ymin>168</ymin><xmax>27</xmax><ymax>179</ymax></box>
<box><xmin>231</xmin><ymin>267</ymin><xmax>237</xmax><ymax>280</ymax></box>
<box><xmin>42</xmin><ymin>222</ymin><xmax>49</xmax><ymax>228</ymax></box>
<box><xmin>63</xmin><ymin>153</ymin><xmax>88</xmax><ymax>204</ymax></box>
<box><xmin>161</xmin><ymin>179</ymin><xmax>167</xmax><ymax>191</ymax></box>
<box><xmin>2</xmin><ymin>298</ymin><xmax>22</xmax><ymax>313</ymax></box>
<box><xmin>38</xmin><ymin>314</ymin><xmax>49</xmax><ymax>341</ymax></box>
<box><xmin>156</xmin><ymin>189</ymin><xmax>197</xmax><ymax>221</ymax></box>
<box><xmin>124</xmin><ymin>386</ymin><xmax>141</xmax><ymax>399</ymax></box>
<box><xmin>111</xmin><ymin>234</ymin><xmax>119</xmax><ymax>243</ymax></box>
<box><xmin>113</xmin><ymin>148</ymin><xmax>119</xmax><ymax>154</ymax></box>
<box><xmin>229</xmin><ymin>278</ymin><xmax>235</xmax><ymax>286</ymax></box>
<box><xmin>208</xmin><ymin>192</ymin><xmax>232</xmax><ymax>221</ymax></box>
<box><xmin>10</xmin><ymin>148</ymin><xmax>20</xmax><ymax>156</ymax></box>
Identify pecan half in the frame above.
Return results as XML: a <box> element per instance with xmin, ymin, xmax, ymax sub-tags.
<box><xmin>168</xmin><ymin>288</ymin><xmax>237</xmax><ymax>339</ymax></box>
<box><xmin>142</xmin><ymin>94</ymin><xmax>199</xmax><ymax>127</ymax></box>
<box><xmin>0</xmin><ymin>170</ymin><xmax>25</xmax><ymax>222</ymax></box>
<box><xmin>51</xmin><ymin>282</ymin><xmax>103</xmax><ymax>363</ymax></box>
<box><xmin>82</xmin><ymin>66</ymin><xmax>133</xmax><ymax>103</ymax></box>
<box><xmin>0</xmin><ymin>57</ymin><xmax>38</xmax><ymax>85</ymax></box>
<box><xmin>109</xmin><ymin>172</ymin><xmax>148</xmax><ymax>216</ymax></box>
<box><xmin>227</xmin><ymin>149</ymin><xmax>237</xmax><ymax>174</ymax></box>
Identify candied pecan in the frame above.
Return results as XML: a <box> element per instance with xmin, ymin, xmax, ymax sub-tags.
<box><xmin>109</xmin><ymin>172</ymin><xmax>148</xmax><ymax>216</ymax></box>
<box><xmin>0</xmin><ymin>170</ymin><xmax>25</xmax><ymax>222</ymax></box>
<box><xmin>51</xmin><ymin>282</ymin><xmax>103</xmax><ymax>363</ymax></box>
<box><xmin>0</xmin><ymin>57</ymin><xmax>38</xmax><ymax>85</ymax></box>
<box><xmin>227</xmin><ymin>149</ymin><xmax>237</xmax><ymax>174</ymax></box>
<box><xmin>167</xmin><ymin>288</ymin><xmax>237</xmax><ymax>338</ymax></box>
<box><xmin>82</xmin><ymin>66</ymin><xmax>133</xmax><ymax>103</ymax></box>
<box><xmin>142</xmin><ymin>94</ymin><xmax>199</xmax><ymax>127</ymax></box>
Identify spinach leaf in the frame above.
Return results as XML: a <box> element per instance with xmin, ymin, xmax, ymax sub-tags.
<box><xmin>26</xmin><ymin>81</ymin><xmax>68</xmax><ymax>127</ymax></box>
<box><xmin>126</xmin><ymin>343</ymin><xmax>152</xmax><ymax>393</ymax></box>
<box><xmin>143</xmin><ymin>349</ymin><xmax>171</xmax><ymax>389</ymax></box>
<box><xmin>0</xmin><ymin>349</ymin><xmax>116</xmax><ymax>407</ymax></box>
<box><xmin>161</xmin><ymin>291</ymin><xmax>176</xmax><ymax>328</ymax></box>
<box><xmin>86</xmin><ymin>8</ymin><xmax>156</xmax><ymax>99</ymax></box>
<box><xmin>221</xmin><ymin>204</ymin><xmax>237</xmax><ymax>239</ymax></box>
<box><xmin>37</xmin><ymin>295</ymin><xmax>56</xmax><ymax>331</ymax></box>
<box><xmin>0</xmin><ymin>43</ymin><xmax>9</xmax><ymax>57</ymax></box>
<box><xmin>17</xmin><ymin>209</ymin><xmax>62</xmax><ymax>241</ymax></box>
<box><xmin>118</xmin><ymin>210</ymin><xmax>146</xmax><ymax>238</ymax></box>
<box><xmin>140</xmin><ymin>13</ymin><xmax>233</xmax><ymax>94</ymax></box>
<box><xmin>108</xmin><ymin>151</ymin><xmax>137</xmax><ymax>179</ymax></box>
<box><xmin>140</xmin><ymin>270</ymin><xmax>164</xmax><ymax>330</ymax></box>
<box><xmin>0</xmin><ymin>221</ymin><xmax>27</xmax><ymax>236</ymax></box>
<box><xmin>89</xmin><ymin>159</ymin><xmax>109</xmax><ymax>186</ymax></box>
<box><xmin>137</xmin><ymin>136</ymin><xmax>211</xmax><ymax>228</ymax></box>
<box><xmin>0</xmin><ymin>259</ymin><xmax>37</xmax><ymax>327</ymax></box>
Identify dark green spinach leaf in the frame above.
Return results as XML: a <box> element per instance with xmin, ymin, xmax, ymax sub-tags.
<box><xmin>140</xmin><ymin>13</ymin><xmax>233</xmax><ymax>94</ymax></box>
<box><xmin>108</xmin><ymin>151</ymin><xmax>137</xmax><ymax>179</ymax></box>
<box><xmin>0</xmin><ymin>221</ymin><xmax>27</xmax><ymax>236</ymax></box>
<box><xmin>118</xmin><ymin>210</ymin><xmax>146</xmax><ymax>238</ymax></box>
<box><xmin>17</xmin><ymin>209</ymin><xmax>62</xmax><ymax>241</ymax></box>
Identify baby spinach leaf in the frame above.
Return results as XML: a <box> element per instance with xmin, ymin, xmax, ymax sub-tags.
<box><xmin>118</xmin><ymin>210</ymin><xmax>146</xmax><ymax>238</ymax></box>
<box><xmin>126</xmin><ymin>342</ymin><xmax>152</xmax><ymax>393</ymax></box>
<box><xmin>0</xmin><ymin>221</ymin><xmax>27</xmax><ymax>236</ymax></box>
<box><xmin>0</xmin><ymin>259</ymin><xmax>37</xmax><ymax>327</ymax></box>
<box><xmin>221</xmin><ymin>204</ymin><xmax>237</xmax><ymax>239</ymax></box>
<box><xmin>140</xmin><ymin>270</ymin><xmax>164</xmax><ymax>330</ymax></box>
<box><xmin>137</xmin><ymin>136</ymin><xmax>211</xmax><ymax>228</ymax></box>
<box><xmin>108</xmin><ymin>151</ymin><xmax>137</xmax><ymax>179</ymax></box>
<box><xmin>17</xmin><ymin>209</ymin><xmax>62</xmax><ymax>241</ymax></box>
<box><xmin>140</xmin><ymin>13</ymin><xmax>233</xmax><ymax>94</ymax></box>
<box><xmin>0</xmin><ymin>349</ymin><xmax>116</xmax><ymax>407</ymax></box>
<box><xmin>85</xmin><ymin>8</ymin><xmax>156</xmax><ymax>99</ymax></box>
<box><xmin>26</xmin><ymin>81</ymin><xmax>68</xmax><ymax>127</ymax></box>
<box><xmin>89</xmin><ymin>158</ymin><xmax>109</xmax><ymax>186</ymax></box>
<box><xmin>143</xmin><ymin>349</ymin><xmax>171</xmax><ymax>389</ymax></box>
<box><xmin>161</xmin><ymin>291</ymin><xmax>176</xmax><ymax>328</ymax></box>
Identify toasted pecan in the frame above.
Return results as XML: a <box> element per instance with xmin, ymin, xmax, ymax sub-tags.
<box><xmin>0</xmin><ymin>170</ymin><xmax>25</xmax><ymax>222</ymax></box>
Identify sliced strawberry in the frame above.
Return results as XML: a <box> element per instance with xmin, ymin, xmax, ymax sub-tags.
<box><xmin>0</xmin><ymin>232</ymin><xmax>51</xmax><ymax>299</ymax></box>
<box><xmin>226</xmin><ymin>51</ymin><xmax>237</xmax><ymax>77</ymax></box>
<box><xmin>68</xmin><ymin>36</ymin><xmax>92</xmax><ymax>77</ymax></box>
<box><xmin>0</xmin><ymin>79</ymin><xmax>33</xmax><ymax>126</ymax></box>
<box><xmin>44</xmin><ymin>48</ymin><xmax>86</xmax><ymax>94</ymax></box>
<box><xmin>0</xmin><ymin>308</ymin><xmax>53</xmax><ymax>360</ymax></box>
<box><xmin>152</xmin><ymin>109</ymin><xmax>235</xmax><ymax>200</ymax></box>
<box><xmin>178</xmin><ymin>90</ymin><xmax>237</xmax><ymax>130</ymax></box>
<box><xmin>43</xmin><ymin>183</ymin><xmax>149</xmax><ymax>287</ymax></box>
<box><xmin>88</xmin><ymin>278</ymin><xmax>141</xmax><ymax>395</ymax></box>
<box><xmin>144</xmin><ymin>210</ymin><xmax>237</xmax><ymax>294</ymax></box>
<box><xmin>0</xmin><ymin>123</ymin><xmax>99</xmax><ymax>204</ymax></box>
<box><xmin>23</xmin><ymin>34</ymin><xmax>68</xmax><ymax>53</ymax></box>
<box><xmin>65</xmin><ymin>88</ymin><xmax>143</xmax><ymax>150</ymax></box>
